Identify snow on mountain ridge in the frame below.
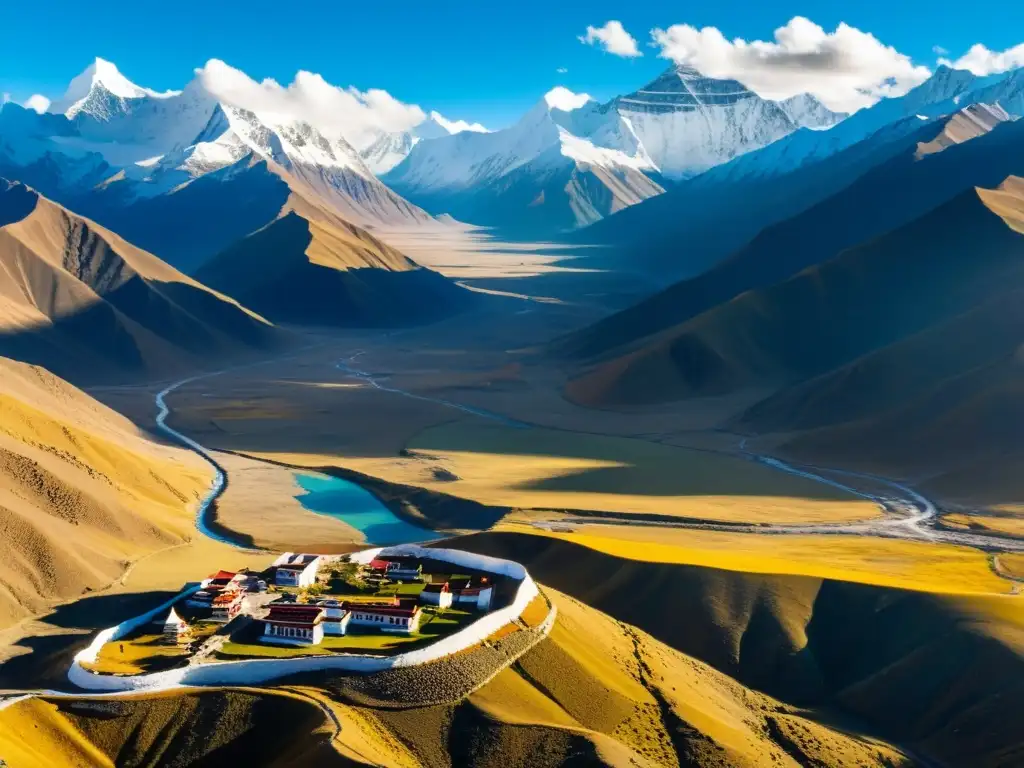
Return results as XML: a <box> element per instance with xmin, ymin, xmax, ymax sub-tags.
<box><xmin>613</xmin><ymin>64</ymin><xmax>841</xmax><ymax>179</ymax></box>
<box><xmin>359</xmin><ymin>110</ymin><xmax>490</xmax><ymax>174</ymax></box>
<box><xmin>49</xmin><ymin>57</ymin><xmax>180</xmax><ymax>119</ymax></box>
<box><xmin>386</xmin><ymin>91</ymin><xmax>653</xmax><ymax>193</ymax></box>
<box><xmin>429</xmin><ymin>111</ymin><xmax>488</xmax><ymax>134</ymax></box>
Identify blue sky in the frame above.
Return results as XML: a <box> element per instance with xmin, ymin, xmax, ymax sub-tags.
<box><xmin>2</xmin><ymin>0</ymin><xmax>1024</xmax><ymax>127</ymax></box>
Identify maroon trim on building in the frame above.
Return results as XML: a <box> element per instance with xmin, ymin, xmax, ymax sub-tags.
<box><xmin>265</xmin><ymin>605</ymin><xmax>324</xmax><ymax>627</ymax></box>
<box><xmin>342</xmin><ymin>601</ymin><xmax>420</xmax><ymax>618</ymax></box>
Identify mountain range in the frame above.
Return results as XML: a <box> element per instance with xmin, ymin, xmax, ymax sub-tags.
<box><xmin>383</xmin><ymin>65</ymin><xmax>844</xmax><ymax>235</ymax></box>
<box><xmin>1</xmin><ymin>58</ymin><xmax>847</xmax><ymax>248</ymax></box>
<box><xmin>557</xmin><ymin>61</ymin><xmax>1024</xmax><ymax>511</ymax></box>
<box><xmin>572</xmin><ymin>63</ymin><xmax>1024</xmax><ymax>282</ymax></box>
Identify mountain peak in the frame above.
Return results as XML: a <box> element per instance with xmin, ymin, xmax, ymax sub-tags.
<box><xmin>619</xmin><ymin>64</ymin><xmax>757</xmax><ymax>115</ymax></box>
<box><xmin>428</xmin><ymin>111</ymin><xmax>489</xmax><ymax>135</ymax></box>
<box><xmin>50</xmin><ymin>56</ymin><xmax>179</xmax><ymax>118</ymax></box>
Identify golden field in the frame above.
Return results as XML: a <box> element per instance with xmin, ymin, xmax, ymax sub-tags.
<box><xmin>496</xmin><ymin>520</ymin><xmax>1016</xmax><ymax>595</ymax></box>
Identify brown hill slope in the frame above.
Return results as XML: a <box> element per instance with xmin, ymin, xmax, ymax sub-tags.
<box><xmin>0</xmin><ymin>690</ymin><xmax>349</xmax><ymax>767</ymax></box>
<box><xmin>195</xmin><ymin>190</ymin><xmax>473</xmax><ymax>327</ymax></box>
<box><xmin>915</xmin><ymin>102</ymin><xmax>1011</xmax><ymax>157</ymax></box>
<box><xmin>568</xmin><ymin>176</ymin><xmax>1024</xmax><ymax>408</ymax></box>
<box><xmin>0</xmin><ymin>179</ymin><xmax>282</xmax><ymax>382</ymax></box>
<box><xmin>559</xmin><ymin>114</ymin><xmax>1024</xmax><ymax>362</ymax></box>
<box><xmin>1</xmin><ymin>591</ymin><xmax>915</xmax><ymax>768</ymax></box>
<box><xmin>0</xmin><ymin>356</ymin><xmax>211</xmax><ymax>630</ymax></box>
<box><xmin>369</xmin><ymin>587</ymin><xmax>910</xmax><ymax>767</ymax></box>
<box><xmin>736</xmin><ymin>177</ymin><xmax>1024</xmax><ymax>508</ymax></box>
<box><xmin>453</xmin><ymin>531</ymin><xmax>1024</xmax><ymax>767</ymax></box>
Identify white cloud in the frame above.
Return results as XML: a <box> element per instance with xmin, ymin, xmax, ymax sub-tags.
<box><xmin>651</xmin><ymin>16</ymin><xmax>931</xmax><ymax>112</ymax></box>
<box><xmin>23</xmin><ymin>94</ymin><xmax>51</xmax><ymax>113</ymax></box>
<box><xmin>544</xmin><ymin>86</ymin><xmax>593</xmax><ymax>111</ymax></box>
<box><xmin>557</xmin><ymin>67</ymin><xmax>569</xmax><ymax>74</ymax></box>
<box><xmin>580</xmin><ymin>20</ymin><xmax>642</xmax><ymax>58</ymax></box>
<box><xmin>430</xmin><ymin>111</ymin><xmax>489</xmax><ymax>134</ymax></box>
<box><xmin>195</xmin><ymin>59</ymin><xmax>427</xmax><ymax>149</ymax></box>
<box><xmin>938</xmin><ymin>42</ymin><xmax>1024</xmax><ymax>75</ymax></box>
<box><xmin>932</xmin><ymin>45</ymin><xmax>949</xmax><ymax>56</ymax></box>
<box><xmin>0</xmin><ymin>92</ymin><xmax>50</xmax><ymax>113</ymax></box>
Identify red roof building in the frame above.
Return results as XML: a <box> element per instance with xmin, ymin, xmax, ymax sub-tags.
<box><xmin>343</xmin><ymin>599</ymin><xmax>423</xmax><ymax>633</ymax></box>
<box><xmin>263</xmin><ymin>604</ymin><xmax>326</xmax><ymax>645</ymax></box>
<box><xmin>210</xmin><ymin>589</ymin><xmax>244</xmax><ymax>622</ymax></box>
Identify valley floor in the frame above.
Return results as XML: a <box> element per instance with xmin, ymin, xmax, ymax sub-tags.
<box><xmin>1</xmin><ymin>233</ymin><xmax>1021</xmax><ymax>767</ymax></box>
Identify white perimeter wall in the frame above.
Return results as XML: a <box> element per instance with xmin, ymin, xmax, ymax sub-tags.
<box><xmin>68</xmin><ymin>545</ymin><xmax>545</xmax><ymax>692</ymax></box>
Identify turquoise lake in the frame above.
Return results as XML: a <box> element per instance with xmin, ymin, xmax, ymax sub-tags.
<box><xmin>294</xmin><ymin>473</ymin><xmax>444</xmax><ymax>546</ymax></box>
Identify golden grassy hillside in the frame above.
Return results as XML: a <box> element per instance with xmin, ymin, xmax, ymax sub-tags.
<box><xmin>450</xmin><ymin>530</ymin><xmax>1024</xmax><ymax>766</ymax></box>
<box><xmin>0</xmin><ymin>690</ymin><xmax>349</xmax><ymax>767</ymax></box>
<box><xmin>0</xmin><ymin>581</ymin><xmax>1007</xmax><ymax>765</ymax></box>
<box><xmin>0</xmin><ymin>179</ymin><xmax>282</xmax><ymax>382</ymax></box>
<box><xmin>0</xmin><ymin>355</ymin><xmax>212</xmax><ymax>630</ymax></box>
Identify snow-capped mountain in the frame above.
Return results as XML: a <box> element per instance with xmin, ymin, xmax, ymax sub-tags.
<box><xmin>381</xmin><ymin>87</ymin><xmax>663</xmax><ymax>233</ymax></box>
<box><xmin>572</xmin><ymin>63</ymin><xmax>1024</xmax><ymax>285</ymax></box>
<box><xmin>49</xmin><ymin>57</ymin><xmax>181</xmax><ymax>120</ymax></box>
<box><xmin>380</xmin><ymin>65</ymin><xmax>846</xmax><ymax>233</ymax></box>
<box><xmin>359</xmin><ymin>111</ymin><xmax>489</xmax><ymax>175</ymax></box>
<box><xmin>778</xmin><ymin>94</ymin><xmax>847</xmax><ymax>130</ymax></box>
<box><xmin>702</xmin><ymin>64</ymin><xmax>1024</xmax><ymax>185</ymax></box>
<box><xmin>2</xmin><ymin>58</ymin><xmax>441</xmax><ymax>237</ymax></box>
<box><xmin>613</xmin><ymin>65</ymin><xmax>845</xmax><ymax>179</ymax></box>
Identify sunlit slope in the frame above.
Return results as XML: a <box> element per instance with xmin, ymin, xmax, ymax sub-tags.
<box><xmin>569</xmin><ymin>177</ymin><xmax>1024</xmax><ymax>407</ymax></box>
<box><xmin>480</xmin><ymin>589</ymin><xmax>909</xmax><ymax>767</ymax></box>
<box><xmin>397</xmin><ymin>422</ymin><xmax>875</xmax><ymax>524</ymax></box>
<box><xmin>0</xmin><ymin>356</ymin><xmax>211</xmax><ymax>629</ymax></box>
<box><xmin>196</xmin><ymin>190</ymin><xmax>471</xmax><ymax>327</ymax></box>
<box><xmin>0</xmin><ymin>690</ymin><xmax>350</xmax><ymax>768</ymax></box>
<box><xmin>336</xmin><ymin>588</ymin><xmax>911</xmax><ymax>767</ymax></box>
<box><xmin>0</xmin><ymin>179</ymin><xmax>281</xmax><ymax>382</ymax></box>
<box><xmin>452</xmin><ymin>530</ymin><xmax>1024</xmax><ymax>767</ymax></box>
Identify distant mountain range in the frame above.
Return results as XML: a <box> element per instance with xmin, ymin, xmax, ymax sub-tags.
<box><xmin>571</xmin><ymin>63</ymin><xmax>1024</xmax><ymax>282</ymax></box>
<box><xmin>0</xmin><ymin>59</ymin><xmax>847</xmax><ymax>244</ymax></box>
<box><xmin>556</xmin><ymin>61</ymin><xmax>1024</xmax><ymax>509</ymax></box>
<box><xmin>382</xmin><ymin>65</ymin><xmax>844</xmax><ymax>235</ymax></box>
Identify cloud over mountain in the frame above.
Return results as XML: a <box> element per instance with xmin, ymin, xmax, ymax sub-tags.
<box><xmin>580</xmin><ymin>20</ymin><xmax>642</xmax><ymax>58</ymax></box>
<box><xmin>939</xmin><ymin>41</ymin><xmax>1024</xmax><ymax>75</ymax></box>
<box><xmin>1</xmin><ymin>92</ymin><xmax>50</xmax><ymax>113</ymax></box>
<box><xmin>651</xmin><ymin>16</ymin><xmax>930</xmax><ymax>112</ymax></box>
<box><xmin>430</xmin><ymin>111</ymin><xmax>488</xmax><ymax>134</ymax></box>
<box><xmin>195</xmin><ymin>59</ymin><xmax>427</xmax><ymax>149</ymax></box>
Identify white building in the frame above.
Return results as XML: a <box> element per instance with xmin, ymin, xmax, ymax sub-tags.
<box><xmin>419</xmin><ymin>582</ymin><xmax>454</xmax><ymax>609</ymax></box>
<box><xmin>318</xmin><ymin>600</ymin><xmax>353</xmax><ymax>636</ymax></box>
<box><xmin>272</xmin><ymin>553</ymin><xmax>321</xmax><ymax>588</ymax></box>
<box><xmin>454</xmin><ymin>586</ymin><xmax>494</xmax><ymax>612</ymax></box>
<box><xmin>262</xmin><ymin>604</ymin><xmax>325</xmax><ymax>646</ymax></box>
<box><xmin>344</xmin><ymin>600</ymin><xmax>423</xmax><ymax>634</ymax></box>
